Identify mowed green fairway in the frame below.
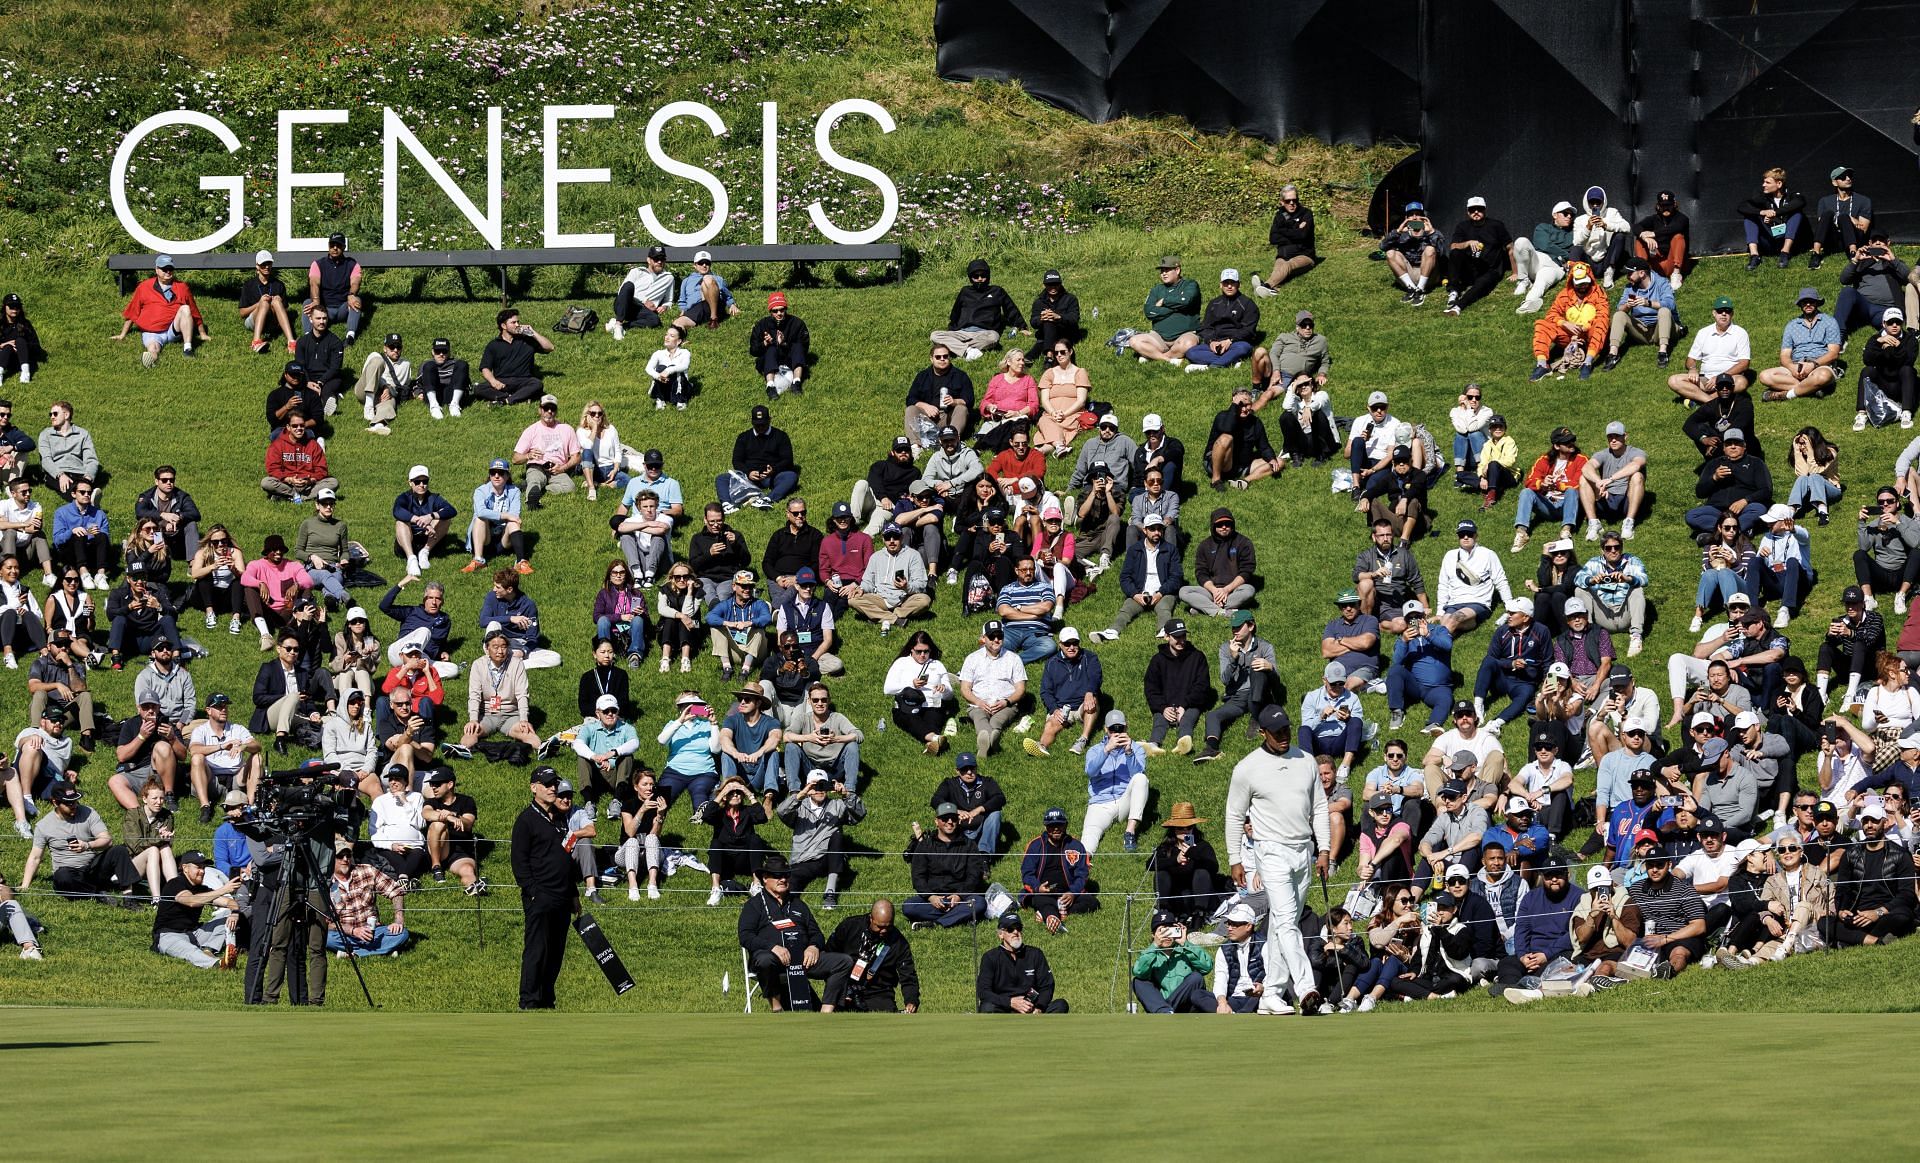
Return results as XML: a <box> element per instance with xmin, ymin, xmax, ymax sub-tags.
<box><xmin>9</xmin><ymin>1007</ymin><xmax>1919</xmax><ymax>1158</ymax></box>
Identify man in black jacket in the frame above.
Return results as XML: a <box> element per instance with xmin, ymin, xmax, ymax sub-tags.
<box><xmin>851</xmin><ymin>437</ymin><xmax>920</xmax><ymax>536</ymax></box>
<box><xmin>977</xmin><ymin>911</ymin><xmax>1068</xmax><ymax>1012</ymax></box>
<box><xmin>1443</xmin><ymin>197</ymin><xmax>1515</xmax><ymax>315</ymax></box>
<box><xmin>1204</xmin><ymin>389</ymin><xmax>1282</xmax><ymax>490</ymax></box>
<box><xmin>1026</xmin><ymin>270</ymin><xmax>1080</xmax><ymax>361</ymax></box>
<box><xmin>931</xmin><ymin>258</ymin><xmax>1023</xmax><ymax>362</ymax></box>
<box><xmin>929</xmin><ymin>752</ymin><xmax>1006</xmax><ymax>854</ymax></box>
<box><xmin>749</xmin><ymin>292</ymin><xmax>811</xmax><ymax>398</ymax></box>
<box><xmin>1132</xmin><ymin>414</ymin><xmax>1185</xmax><ymax>498</ymax></box>
<box><xmin>1143</xmin><ymin>621</ymin><xmax>1212</xmax><ymax>756</ymax></box>
<box><xmin>761</xmin><ymin>496</ymin><xmax>824</xmax><ymax>603</ymax></box>
<box><xmin>134</xmin><ymin>466</ymin><xmax>202</xmax><ymax>559</ymax></box>
<box><xmin>738</xmin><ymin>853</ymin><xmax>850</xmax><ymax>1011</ymax></box>
<box><xmin>899</xmin><ymin>810</ymin><xmax>988</xmax><ymax>927</ymax></box>
<box><xmin>1683</xmin><ymin>428</ymin><xmax>1773</xmax><ymax>538</ymax></box>
<box><xmin>689</xmin><ymin>503</ymin><xmax>752</xmax><ymax>605</ymax></box>
<box><xmin>250</xmin><ymin>632</ymin><xmax>328</xmax><ymax>748</ymax></box>
<box><xmin>510</xmin><ymin>766</ymin><xmax>578</xmax><ymax>1010</ymax></box>
<box><xmin>106</xmin><ymin>560</ymin><xmax>181</xmax><ymax>666</ymax></box>
<box><xmin>825</xmin><ymin>898</ymin><xmax>920</xmax><ymax>1012</ymax></box>
<box><xmin>1633</xmin><ymin>190</ymin><xmax>1691</xmax><ymax>286</ymax></box>
<box><xmin>1183</xmin><ymin>271</ymin><xmax>1260</xmax><ymax>370</ymax></box>
<box><xmin>1821</xmin><ymin>803</ymin><xmax>1917</xmax><ymax>947</ymax></box>
<box><xmin>1438</xmin><ymin>860</ymin><xmax>1505</xmax><ymax>983</ymax></box>
<box><xmin>1180</xmin><ymin>507</ymin><xmax>1258</xmax><ymax>617</ymax></box>
<box><xmin>715</xmin><ymin>404</ymin><xmax>797</xmax><ymax>513</ymax></box>
<box><xmin>1253</xmin><ymin>185</ymin><xmax>1317</xmax><ymax>296</ymax></box>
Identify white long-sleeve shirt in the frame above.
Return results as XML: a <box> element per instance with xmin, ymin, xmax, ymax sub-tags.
<box><xmin>1436</xmin><ymin>544</ymin><xmax>1512</xmax><ymax>610</ymax></box>
<box><xmin>1223</xmin><ymin>744</ymin><xmax>1330</xmax><ymax>865</ymax></box>
<box><xmin>883</xmin><ymin>656</ymin><xmax>953</xmax><ymax>705</ymax></box>
<box><xmin>646</xmin><ymin>347</ymin><xmax>691</xmax><ymax>381</ymax></box>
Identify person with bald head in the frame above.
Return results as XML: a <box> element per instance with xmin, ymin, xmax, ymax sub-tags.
<box><xmin>825</xmin><ymin>897</ymin><xmax>921</xmax><ymax>1012</ymax></box>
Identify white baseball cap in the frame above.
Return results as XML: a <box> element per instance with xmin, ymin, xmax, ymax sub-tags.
<box><xmin>1058</xmin><ymin>626</ymin><xmax>1082</xmax><ymax>643</ymax></box>
<box><xmin>254</xmin><ymin>249</ymin><xmax>275</xmax><ymax>265</ymax></box>
<box><xmin>1761</xmin><ymin>503</ymin><xmax>1795</xmax><ymax>523</ymax></box>
<box><xmin>1366</xmin><ymin>390</ymin><xmax>1390</xmax><ymax>407</ymax></box>
<box><xmin>1586</xmin><ymin>865</ymin><xmax>1613</xmax><ymax>889</ymax></box>
<box><xmin>1141</xmin><ymin>413</ymin><xmax>1164</xmax><ymax>433</ymax></box>
<box><xmin>1507</xmin><ymin>597</ymin><xmax>1535</xmax><ymax>617</ymax></box>
<box><xmin>1444</xmin><ymin>862</ymin><xmax>1471</xmax><ymax>881</ymax></box>
<box><xmin>1220</xmin><ymin>268</ymin><xmax>1241</xmax><ymax>283</ymax></box>
<box><xmin>594</xmin><ymin>694</ymin><xmax>620</xmax><ymax>712</ymax></box>
<box><xmin>1690</xmin><ymin>711</ymin><xmax>1720</xmax><ymax>728</ymax></box>
<box><xmin>1563</xmin><ymin>595</ymin><xmax>1589</xmax><ymax>616</ymax></box>
<box><xmin>1466</xmin><ymin>195</ymin><xmax>1487</xmax><ymax>209</ymax></box>
<box><xmin>1732</xmin><ymin>710</ymin><xmax>1761</xmax><ymax>730</ymax></box>
<box><xmin>407</xmin><ymin>465</ymin><xmax>431</xmax><ymax>481</ymax></box>
<box><xmin>1551</xmin><ymin>200</ymin><xmax>1575</xmax><ymax>215</ymax></box>
<box><xmin>1506</xmin><ymin>796</ymin><xmax>1534</xmax><ymax>814</ymax></box>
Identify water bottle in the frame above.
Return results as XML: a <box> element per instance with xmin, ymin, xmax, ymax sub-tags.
<box><xmin>875</xmin><ymin>718</ymin><xmax>887</xmax><ymax>734</ymax></box>
<box><xmin>1090</xmin><ymin>306</ymin><xmax>1100</xmax><ymax>321</ymax></box>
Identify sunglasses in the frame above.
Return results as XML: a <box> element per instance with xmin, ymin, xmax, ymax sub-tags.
<box><xmin>586</xmin><ymin>409</ymin><xmax>603</xmax><ymax>416</ymax></box>
<box><xmin>931</xmin><ymin>353</ymin><xmax>951</xmax><ymax>361</ymax></box>
<box><xmin>61</xmin><ymin>575</ymin><xmax>79</xmax><ymax>583</ymax></box>
<box><xmin>1464</xmin><ymin>394</ymin><xmax>1481</xmax><ymax>401</ymax></box>
<box><xmin>156</xmin><ymin>476</ymin><xmax>175</xmax><ymax>483</ymax></box>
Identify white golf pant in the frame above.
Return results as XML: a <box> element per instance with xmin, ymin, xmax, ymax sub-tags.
<box><xmin>1081</xmin><ymin>773</ymin><xmax>1148</xmax><ymax>853</ymax></box>
<box><xmin>1511</xmin><ymin>237</ymin><xmax>1563</xmax><ymax>294</ymax></box>
<box><xmin>1248</xmin><ymin>837</ymin><xmax>1315</xmax><ymax>998</ymax></box>
<box><xmin>1667</xmin><ymin>654</ymin><xmax>1710</xmax><ymax>701</ymax></box>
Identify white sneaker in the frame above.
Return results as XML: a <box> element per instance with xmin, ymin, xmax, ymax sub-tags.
<box><xmin>368</xmin><ymin>422</ymin><xmax>391</xmax><ymax>435</ymax></box>
<box><xmin>945</xmin><ymin>568</ymin><xmax>958</xmax><ymax>586</ymax></box>
<box><xmin>449</xmin><ymin>400</ymin><xmax>463</xmax><ymax>418</ymax></box>
<box><xmin>1256</xmin><ymin>993</ymin><xmax>1294</xmax><ymax>1015</ymax></box>
<box><xmin>655</xmin><ymin>399</ymin><xmax>667</xmax><ymax>410</ymax></box>
<box><xmin>1628</xmin><ymin>633</ymin><xmax>1643</xmax><ymax>657</ymax></box>
<box><xmin>676</xmin><ymin>403</ymin><xmax>687</xmax><ymax>411</ymax></box>
<box><xmin>706</xmin><ymin>886</ymin><xmax>724</xmax><ymax>907</ymax></box>
<box><xmin>1472</xmin><ymin>697</ymin><xmax>1485</xmax><ymax>720</ymax></box>
<box><xmin>1012</xmin><ymin>714</ymin><xmax>1033</xmax><ymax>735</ymax></box>
<box><xmin>1518</xmin><ymin>298</ymin><xmax>1543</xmax><ymax>313</ymax></box>
<box><xmin>1854</xmin><ymin>411</ymin><xmax>1870</xmax><ymax>431</ymax></box>
<box><xmin>16</xmin><ymin>366</ymin><xmax>28</xmax><ymax>384</ymax></box>
<box><xmin>11</xmin><ymin>818</ymin><xmax>30</xmax><ymax>840</ymax></box>
<box><xmin>1093</xmin><ymin>628</ymin><xmax>1119</xmax><ymax>642</ymax></box>
<box><xmin>42</xmin><ymin>571</ymin><xmax>55</xmax><ymax>588</ymax></box>
<box><xmin>429</xmin><ymin>402</ymin><xmax>445</xmax><ymax>420</ymax></box>
<box><xmin>627</xmin><ymin>885</ymin><xmax>641</xmax><ymax>902</ymax></box>
<box><xmin>1903</xmin><ymin>410</ymin><xmax>1914</xmax><ymax>430</ymax></box>
<box><xmin>1503</xmin><ymin>987</ymin><xmax>1544</xmax><ymax>1004</ymax></box>
<box><xmin>1183</xmin><ymin>362</ymin><xmax>1210</xmax><ymax>374</ymax></box>
<box><xmin>647</xmin><ymin>883</ymin><xmax>661</xmax><ymax>900</ymax></box>
<box><xmin>1621</xmin><ymin>517</ymin><xmax>1635</xmax><ymax>540</ymax></box>
<box><xmin>1602</xmin><ymin>269</ymin><xmax>1614</xmax><ymax>289</ymax></box>
<box><xmin>1355</xmin><ymin>996</ymin><xmax>1376</xmax><ymax>1013</ymax></box>
<box><xmin>1899</xmin><ymin>594</ymin><xmax>1910</xmax><ymax>616</ymax></box>
<box><xmin>1168</xmin><ymin>358</ymin><xmax>1184</xmax><ymax>370</ymax></box>
<box><xmin>1586</xmin><ymin>519</ymin><xmax>1603</xmax><ymax>541</ymax></box>
<box><xmin>961</xmin><ymin>348</ymin><xmax>981</xmax><ymax>361</ymax></box>
<box><xmin>323</xmin><ymin>395</ymin><xmax>338</xmax><ymax>417</ymax></box>
<box><xmin>18</xmin><ymin>944</ymin><xmax>40</xmax><ymax>960</ymax></box>
<box><xmin>1511</xmin><ymin>277</ymin><xmax>1529</xmax><ymax>297</ymax></box>
<box><xmin>229</xmin><ymin>615</ymin><xmax>242</xmax><ymax>635</ymax></box>
<box><xmin>1670</xmin><ymin>269</ymin><xmax>1683</xmax><ymax>290</ymax></box>
<box><xmin>363</xmin><ymin>401</ymin><xmax>377</xmax><ymax>423</ymax></box>
<box><xmin>610</xmin><ymin>320</ymin><xmax>626</xmax><ymax>342</ymax></box>
<box><xmin>93</xmin><ymin>570</ymin><xmax>110</xmax><ymax>590</ymax></box>
<box><xmin>1774</xmin><ymin>607</ymin><xmax>1791</xmax><ymax>628</ymax></box>
<box><xmin>1864</xmin><ymin>593</ymin><xmax>1880</xmax><ymax>611</ymax></box>
<box><xmin>1689</xmin><ymin>613</ymin><xmax>1704</xmax><ymax>632</ymax></box>
<box><xmin>205</xmin><ymin>610</ymin><xmax>217</xmax><ymax>629</ymax></box>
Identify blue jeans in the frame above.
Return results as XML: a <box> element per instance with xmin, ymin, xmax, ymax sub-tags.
<box><xmin>714</xmin><ymin>470</ymin><xmax>799</xmax><ymax>507</ymax></box>
<box><xmin>1305</xmin><ymin>716</ymin><xmax>1363</xmax><ymax>758</ymax></box>
<box><xmin>1695</xmin><ymin>569</ymin><xmax>1746</xmax><ymax>610</ymax></box>
<box><xmin>1834</xmin><ymin>288</ymin><xmax>1898</xmax><ymax>336</ymax></box>
<box><xmin>1133</xmin><ymin>973</ymin><xmax>1219</xmax><ymax>1013</ymax></box>
<box><xmin>722</xmin><ymin>752</ymin><xmax>784</xmax><ymax>795</ymax></box>
<box><xmin>1744</xmin><ymin>214</ymin><xmax>1804</xmax><ymax>254</ymax></box>
<box><xmin>1183</xmin><ymin>340</ymin><xmax>1253</xmax><ymax>367</ymax></box>
<box><xmin>1453</xmin><ymin>429</ymin><xmax>1487</xmax><ymax>470</ymax></box>
<box><xmin>1002</xmin><ymin>621</ymin><xmax>1057</xmax><ymax>664</ymax></box>
<box><xmin>659</xmin><ymin>769</ymin><xmax>716</xmax><ymax>814</ymax></box>
<box><xmin>581</xmin><ymin>446</ymin><xmax>629</xmax><ymax>491</ymax></box>
<box><xmin>1354</xmin><ymin>954</ymin><xmax>1407</xmax><ymax>994</ymax></box>
<box><xmin>303</xmin><ymin>299</ymin><xmax>363</xmax><ymax>337</ymax></box>
<box><xmin>1754</xmin><ymin>561</ymin><xmax>1810</xmax><ymax>610</ymax></box>
<box><xmin>963</xmin><ymin>810</ymin><xmax>1003</xmax><ymax>854</ymax></box>
<box><xmin>782</xmin><ymin>742</ymin><xmax>859</xmax><ymax>791</ymax></box>
<box><xmin>596</xmin><ymin>614</ymin><xmax>646</xmax><ymax>656</ymax></box>
<box><xmin>1685</xmin><ymin>505</ymin><xmax>1764</xmax><ymax>538</ymax></box>
<box><xmin>326</xmin><ymin>925</ymin><xmax>409</xmax><ymax>956</ymax></box>
<box><xmin>1473</xmin><ymin>664</ymin><xmax>1536</xmax><ymax>726</ymax></box>
<box><xmin>307</xmin><ymin>565</ymin><xmax>350</xmax><ymax>606</ymax></box>
<box><xmin>898</xmin><ymin>893</ymin><xmax>986</xmax><ymax>927</ymax></box>
<box><xmin>1387</xmin><ymin>666</ymin><xmax>1453</xmax><ymax>726</ymax></box>
<box><xmin>1787</xmin><ymin>476</ymin><xmax>1841</xmax><ymax>507</ymax></box>
<box><xmin>1515</xmin><ymin>488</ymin><xmax>1578</xmax><ymax>531</ymax></box>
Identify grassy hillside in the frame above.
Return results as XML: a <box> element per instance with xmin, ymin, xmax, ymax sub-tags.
<box><xmin>1</xmin><ymin>0</ymin><xmax>1916</xmax><ymax>1017</ymax></box>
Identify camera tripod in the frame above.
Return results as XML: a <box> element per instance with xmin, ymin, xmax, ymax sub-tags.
<box><xmin>243</xmin><ymin>820</ymin><xmax>376</xmax><ymax>1009</ymax></box>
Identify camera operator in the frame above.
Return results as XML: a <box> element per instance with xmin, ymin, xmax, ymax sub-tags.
<box><xmin>1835</xmin><ymin>230</ymin><xmax>1911</xmax><ymax>337</ymax></box>
<box><xmin>244</xmin><ymin>760</ymin><xmax>350</xmax><ymax>1005</ymax></box>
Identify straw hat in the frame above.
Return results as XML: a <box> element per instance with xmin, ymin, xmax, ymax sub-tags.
<box><xmin>1160</xmin><ymin>801</ymin><xmax>1207</xmax><ymax>828</ymax></box>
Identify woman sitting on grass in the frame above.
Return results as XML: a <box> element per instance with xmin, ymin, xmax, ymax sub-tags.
<box><xmin>1691</xmin><ymin>512</ymin><xmax>1757</xmax><ymax>632</ymax></box>
<box><xmin>125</xmin><ymin>780</ymin><xmax>178</xmax><ymax>905</ymax></box>
<box><xmin>697</xmin><ymin>775</ymin><xmax>769</xmax><ymax>907</ymax></box>
<box><xmin>1786</xmin><ymin>426</ymin><xmax>1841</xmax><ymax>525</ymax></box>
<box><xmin>1034</xmin><ymin>340</ymin><xmax>1088</xmax><ymax>459</ymax></box>
<box><xmin>593</xmin><ymin>561</ymin><xmax>648</xmax><ymax>667</ymax></box>
<box><xmin>1338</xmin><ymin>887</ymin><xmax>1425</xmax><ymax>1012</ymax></box>
<box><xmin>186</xmin><ymin>525</ymin><xmax>246</xmax><ymax>635</ymax></box>
<box><xmin>576</xmin><ymin>400</ymin><xmax>624</xmax><ymax>502</ymax></box>
<box><xmin>654</xmin><ymin>565</ymin><xmax>702</xmax><ymax>674</ymax></box>
<box><xmin>121</xmin><ymin>516</ymin><xmax>171</xmax><ymax>589</ymax></box>
<box><xmin>884</xmin><ymin>630</ymin><xmax>955</xmax><ymax>755</ymax></box>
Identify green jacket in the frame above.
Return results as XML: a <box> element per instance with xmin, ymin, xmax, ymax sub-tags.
<box><xmin>1132</xmin><ymin>941</ymin><xmax>1214</xmax><ymax>991</ymax></box>
<box><xmin>1144</xmin><ymin>279</ymin><xmax>1201</xmax><ymax>341</ymax></box>
<box><xmin>295</xmin><ymin>514</ymin><xmax>351</xmax><ymax>567</ymax></box>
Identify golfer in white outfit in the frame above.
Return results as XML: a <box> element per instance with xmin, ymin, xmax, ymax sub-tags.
<box><xmin>1224</xmin><ymin>706</ymin><xmax>1332</xmax><ymax>1014</ymax></box>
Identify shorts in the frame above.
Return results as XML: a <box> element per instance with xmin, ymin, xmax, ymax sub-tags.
<box><xmin>140</xmin><ymin>328</ymin><xmax>180</xmax><ymax>347</ymax></box>
<box><xmin>117</xmin><ymin>763</ymin><xmax>158</xmax><ymax>794</ymax></box>
<box><xmin>1336</xmin><ymin>662</ymin><xmax>1380</xmax><ymax>684</ymax></box>
<box><xmin>477</xmin><ymin>712</ymin><xmax>525</xmax><ymax>737</ymax></box>
<box><xmin>1444</xmin><ymin>602</ymin><xmax>1491</xmax><ymax>622</ymax></box>
<box><xmin>682</xmin><ymin>300</ymin><xmax>714</xmax><ymax>326</ymax></box>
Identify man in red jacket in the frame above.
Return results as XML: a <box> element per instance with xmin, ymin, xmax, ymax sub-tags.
<box><xmin>262</xmin><ymin>414</ymin><xmax>339</xmax><ymax>502</ymax></box>
<box><xmin>114</xmin><ymin>256</ymin><xmax>209</xmax><ymax>368</ymax></box>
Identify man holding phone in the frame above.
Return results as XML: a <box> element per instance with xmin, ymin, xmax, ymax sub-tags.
<box><xmin>476</xmin><ymin>309</ymin><xmax>553</xmax><ymax>406</ymax></box>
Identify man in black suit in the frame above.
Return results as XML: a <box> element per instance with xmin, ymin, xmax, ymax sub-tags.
<box><xmin>511</xmin><ymin>766</ymin><xmax>578</xmax><ymax>1009</ymax></box>
<box><xmin>250</xmin><ymin>630</ymin><xmax>328</xmax><ymax>752</ymax></box>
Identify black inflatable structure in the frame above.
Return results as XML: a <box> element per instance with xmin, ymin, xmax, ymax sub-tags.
<box><xmin>934</xmin><ymin>0</ymin><xmax>1920</xmax><ymax>250</ymax></box>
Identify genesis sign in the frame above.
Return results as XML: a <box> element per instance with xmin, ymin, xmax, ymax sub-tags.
<box><xmin>110</xmin><ymin>99</ymin><xmax>898</xmax><ymax>253</ymax></box>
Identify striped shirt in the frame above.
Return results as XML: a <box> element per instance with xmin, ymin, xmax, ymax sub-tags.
<box><xmin>1625</xmin><ymin>873</ymin><xmax>1704</xmax><ymax>937</ymax></box>
<box><xmin>995</xmin><ymin>578</ymin><xmax>1056</xmax><ymax>625</ymax></box>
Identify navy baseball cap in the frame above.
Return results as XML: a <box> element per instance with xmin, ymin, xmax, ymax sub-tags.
<box><xmin>955</xmin><ymin>752</ymin><xmax>978</xmax><ymax>770</ymax></box>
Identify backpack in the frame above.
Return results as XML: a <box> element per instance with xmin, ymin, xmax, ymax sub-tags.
<box><xmin>477</xmin><ymin>738</ymin><xmax>533</xmax><ymax>766</ymax></box>
<box><xmin>962</xmin><ymin>572</ymin><xmax>993</xmax><ymax>616</ymax></box>
<box><xmin>1863</xmin><ymin>374</ymin><xmax>1900</xmax><ymax>428</ymax></box>
<box><xmin>554</xmin><ymin>306</ymin><xmax>599</xmax><ymax>338</ymax></box>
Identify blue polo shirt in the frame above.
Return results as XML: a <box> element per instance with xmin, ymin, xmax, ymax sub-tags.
<box><xmin>1780</xmin><ymin>314</ymin><xmax>1841</xmax><ymax>363</ymax></box>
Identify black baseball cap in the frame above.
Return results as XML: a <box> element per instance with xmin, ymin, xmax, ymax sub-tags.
<box><xmin>998</xmin><ymin>911</ymin><xmax>1023</xmax><ymax>931</ymax></box>
<box><xmin>647</xmin><ymin>244</ymin><xmax>667</xmax><ymax>260</ymax></box>
<box><xmin>1256</xmin><ymin>706</ymin><xmax>1292</xmax><ymax>735</ymax></box>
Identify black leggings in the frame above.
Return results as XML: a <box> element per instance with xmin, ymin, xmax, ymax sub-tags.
<box><xmin>0</xmin><ymin>606</ymin><xmax>45</xmax><ymax>654</ymax></box>
<box><xmin>1279</xmin><ymin>411</ymin><xmax>1338</xmax><ymax>462</ymax></box>
<box><xmin>193</xmin><ymin>577</ymin><xmax>246</xmax><ymax>616</ymax></box>
<box><xmin>893</xmin><ymin>704</ymin><xmax>948</xmax><ymax>741</ymax></box>
<box><xmin>657</xmin><ymin>612</ymin><xmax>700</xmax><ymax>655</ymax></box>
<box><xmin>612</xmin><ymin>283</ymin><xmax>663</xmax><ymax>328</ymax></box>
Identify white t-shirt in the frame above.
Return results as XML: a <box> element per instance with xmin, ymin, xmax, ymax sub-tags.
<box><xmin>576</xmin><ymin>424</ymin><xmax>622</xmax><ymax>472</ymax></box>
<box><xmin>189</xmin><ymin>720</ymin><xmax>255</xmax><ymax>776</ymax></box>
<box><xmin>958</xmin><ymin>647</ymin><xmax>1026</xmax><ymax>706</ymax></box>
<box><xmin>1516</xmin><ymin>759</ymin><xmax>1571</xmax><ymax>800</ymax></box>
<box><xmin>13</xmin><ymin>726</ymin><xmax>72</xmax><ymax>777</ymax></box>
<box><xmin>1687</xmin><ymin>323</ymin><xmax>1752</xmax><ymax>377</ymax></box>
<box><xmin>1432</xmin><ymin>727</ymin><xmax>1504</xmax><ymax>767</ymax></box>
<box><xmin>0</xmin><ymin>496</ymin><xmax>43</xmax><ymax>530</ymax></box>
<box><xmin>1347</xmin><ymin>412</ymin><xmax>1399</xmax><ymax>461</ymax></box>
<box><xmin>369</xmin><ymin>790</ymin><xmax>426</xmax><ymax>848</ymax></box>
<box><xmin>1677</xmin><ymin>847</ymin><xmax>1740</xmax><ymax>909</ymax></box>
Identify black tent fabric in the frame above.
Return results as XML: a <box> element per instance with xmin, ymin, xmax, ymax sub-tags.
<box><xmin>933</xmin><ymin>0</ymin><xmax>1920</xmax><ymax>253</ymax></box>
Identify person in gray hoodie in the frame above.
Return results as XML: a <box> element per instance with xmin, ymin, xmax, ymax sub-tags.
<box><xmin>777</xmin><ymin>770</ymin><xmax>865</xmax><ymax>910</ymax></box>
<box><xmin>37</xmin><ymin>402</ymin><xmax>100</xmax><ymax>497</ymax></box>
